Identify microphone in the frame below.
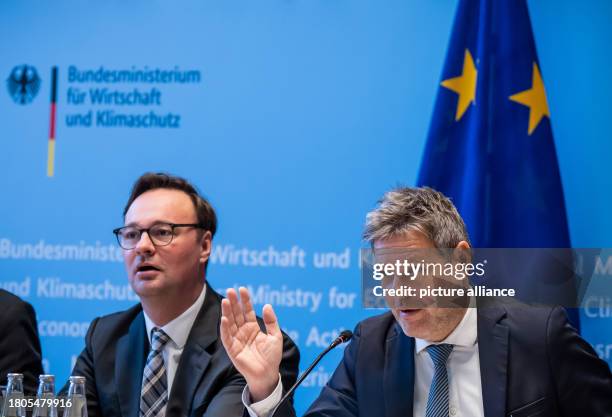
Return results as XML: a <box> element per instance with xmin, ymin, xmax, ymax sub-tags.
<box><xmin>271</xmin><ymin>330</ymin><xmax>353</xmax><ymax>416</ymax></box>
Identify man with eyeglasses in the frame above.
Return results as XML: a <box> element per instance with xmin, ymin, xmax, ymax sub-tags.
<box><xmin>67</xmin><ymin>173</ymin><xmax>299</xmax><ymax>417</ymax></box>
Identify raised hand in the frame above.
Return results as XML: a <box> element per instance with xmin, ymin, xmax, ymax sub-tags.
<box><xmin>220</xmin><ymin>287</ymin><xmax>283</xmax><ymax>402</ymax></box>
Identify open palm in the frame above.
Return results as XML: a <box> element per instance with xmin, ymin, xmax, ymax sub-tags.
<box><xmin>220</xmin><ymin>287</ymin><xmax>283</xmax><ymax>401</ymax></box>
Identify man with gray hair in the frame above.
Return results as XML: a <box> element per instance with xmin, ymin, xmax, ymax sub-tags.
<box><xmin>221</xmin><ymin>187</ymin><xmax>612</xmax><ymax>417</ymax></box>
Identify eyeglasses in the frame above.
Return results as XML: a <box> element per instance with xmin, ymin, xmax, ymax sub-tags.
<box><xmin>112</xmin><ymin>222</ymin><xmax>204</xmax><ymax>250</ymax></box>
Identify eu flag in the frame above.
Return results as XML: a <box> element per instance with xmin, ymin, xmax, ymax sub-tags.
<box><xmin>418</xmin><ymin>0</ymin><xmax>570</xmax><ymax>249</ymax></box>
<box><xmin>417</xmin><ymin>0</ymin><xmax>578</xmax><ymax>323</ymax></box>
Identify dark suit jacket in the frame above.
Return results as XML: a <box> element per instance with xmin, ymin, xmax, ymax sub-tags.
<box><xmin>298</xmin><ymin>299</ymin><xmax>612</xmax><ymax>417</ymax></box>
<box><xmin>67</xmin><ymin>285</ymin><xmax>299</xmax><ymax>417</ymax></box>
<box><xmin>0</xmin><ymin>289</ymin><xmax>44</xmax><ymax>394</ymax></box>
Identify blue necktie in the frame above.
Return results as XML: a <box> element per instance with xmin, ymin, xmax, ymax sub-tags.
<box><xmin>425</xmin><ymin>344</ymin><xmax>454</xmax><ymax>417</ymax></box>
<box><xmin>140</xmin><ymin>328</ymin><xmax>171</xmax><ymax>417</ymax></box>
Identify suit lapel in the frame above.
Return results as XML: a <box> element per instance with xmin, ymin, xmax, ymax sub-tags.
<box><xmin>384</xmin><ymin>323</ymin><xmax>415</xmax><ymax>417</ymax></box>
<box><xmin>477</xmin><ymin>303</ymin><xmax>509</xmax><ymax>417</ymax></box>
<box><xmin>166</xmin><ymin>285</ymin><xmax>220</xmax><ymax>417</ymax></box>
<box><xmin>115</xmin><ymin>310</ymin><xmax>147</xmax><ymax>417</ymax></box>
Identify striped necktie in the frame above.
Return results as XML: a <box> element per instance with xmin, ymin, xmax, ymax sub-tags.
<box><xmin>425</xmin><ymin>344</ymin><xmax>454</xmax><ymax>417</ymax></box>
<box><xmin>140</xmin><ymin>327</ymin><xmax>171</xmax><ymax>417</ymax></box>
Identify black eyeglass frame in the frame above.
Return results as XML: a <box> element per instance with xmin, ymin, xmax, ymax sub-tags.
<box><xmin>112</xmin><ymin>222</ymin><xmax>205</xmax><ymax>249</ymax></box>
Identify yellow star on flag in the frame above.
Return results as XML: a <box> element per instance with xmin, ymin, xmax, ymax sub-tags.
<box><xmin>441</xmin><ymin>49</ymin><xmax>478</xmax><ymax>121</ymax></box>
<box><xmin>509</xmin><ymin>63</ymin><xmax>550</xmax><ymax>135</ymax></box>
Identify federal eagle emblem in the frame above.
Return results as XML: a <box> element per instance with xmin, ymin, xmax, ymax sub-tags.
<box><xmin>7</xmin><ymin>64</ymin><xmax>41</xmax><ymax>105</ymax></box>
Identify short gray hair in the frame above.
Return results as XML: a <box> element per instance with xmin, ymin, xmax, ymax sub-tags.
<box><xmin>363</xmin><ymin>187</ymin><xmax>470</xmax><ymax>248</ymax></box>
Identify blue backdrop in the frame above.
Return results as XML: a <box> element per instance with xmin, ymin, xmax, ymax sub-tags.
<box><xmin>0</xmin><ymin>0</ymin><xmax>610</xmax><ymax>414</ymax></box>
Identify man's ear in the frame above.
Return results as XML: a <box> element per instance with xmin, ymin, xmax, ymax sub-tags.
<box><xmin>199</xmin><ymin>230</ymin><xmax>212</xmax><ymax>264</ymax></box>
<box><xmin>453</xmin><ymin>240</ymin><xmax>471</xmax><ymax>263</ymax></box>
<box><xmin>456</xmin><ymin>240</ymin><xmax>470</xmax><ymax>250</ymax></box>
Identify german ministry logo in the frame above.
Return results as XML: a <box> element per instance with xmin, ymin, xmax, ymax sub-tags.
<box><xmin>7</xmin><ymin>64</ymin><xmax>41</xmax><ymax>104</ymax></box>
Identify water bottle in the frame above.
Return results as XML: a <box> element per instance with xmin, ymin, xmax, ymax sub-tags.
<box><xmin>62</xmin><ymin>376</ymin><xmax>87</xmax><ymax>417</ymax></box>
<box><xmin>0</xmin><ymin>373</ymin><xmax>25</xmax><ymax>417</ymax></box>
<box><xmin>32</xmin><ymin>375</ymin><xmax>58</xmax><ymax>417</ymax></box>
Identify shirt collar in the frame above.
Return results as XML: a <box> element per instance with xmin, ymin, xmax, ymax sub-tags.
<box><xmin>415</xmin><ymin>297</ymin><xmax>478</xmax><ymax>354</ymax></box>
<box><xmin>144</xmin><ymin>283</ymin><xmax>207</xmax><ymax>349</ymax></box>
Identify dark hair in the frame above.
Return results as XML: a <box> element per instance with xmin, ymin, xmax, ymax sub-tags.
<box><xmin>123</xmin><ymin>172</ymin><xmax>217</xmax><ymax>238</ymax></box>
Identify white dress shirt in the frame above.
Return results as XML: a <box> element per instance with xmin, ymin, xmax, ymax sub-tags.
<box><xmin>245</xmin><ymin>304</ymin><xmax>485</xmax><ymax>417</ymax></box>
<box><xmin>413</xmin><ymin>305</ymin><xmax>484</xmax><ymax>417</ymax></box>
<box><xmin>243</xmin><ymin>374</ymin><xmax>284</xmax><ymax>417</ymax></box>
<box><xmin>143</xmin><ymin>284</ymin><xmax>207</xmax><ymax>396</ymax></box>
